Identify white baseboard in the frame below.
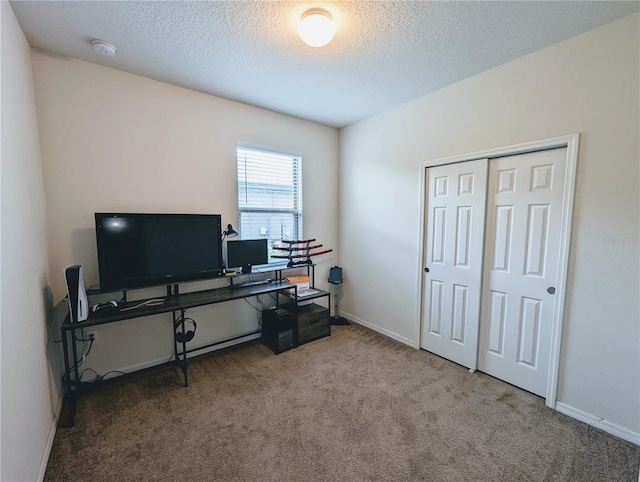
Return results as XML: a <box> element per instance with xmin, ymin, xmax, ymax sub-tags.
<box><xmin>340</xmin><ymin>311</ymin><xmax>416</xmax><ymax>348</ymax></box>
<box><xmin>37</xmin><ymin>390</ymin><xmax>64</xmax><ymax>482</ymax></box>
<box><xmin>555</xmin><ymin>402</ymin><xmax>640</xmax><ymax>446</ymax></box>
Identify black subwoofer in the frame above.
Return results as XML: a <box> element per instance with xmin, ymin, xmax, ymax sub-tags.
<box><xmin>261</xmin><ymin>307</ymin><xmax>296</xmax><ymax>354</ymax></box>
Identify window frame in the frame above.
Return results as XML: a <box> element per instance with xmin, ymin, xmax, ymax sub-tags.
<box><xmin>236</xmin><ymin>145</ymin><xmax>303</xmax><ymax>266</ymax></box>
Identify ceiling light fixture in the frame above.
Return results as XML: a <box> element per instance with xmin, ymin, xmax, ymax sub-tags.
<box><xmin>298</xmin><ymin>8</ymin><xmax>335</xmax><ymax>48</ymax></box>
<box><xmin>91</xmin><ymin>39</ymin><xmax>117</xmax><ymax>57</ymax></box>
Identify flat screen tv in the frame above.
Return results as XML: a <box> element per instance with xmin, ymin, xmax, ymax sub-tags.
<box><xmin>227</xmin><ymin>239</ymin><xmax>268</xmax><ymax>274</ymax></box>
<box><xmin>95</xmin><ymin>213</ymin><xmax>223</xmax><ymax>291</ymax></box>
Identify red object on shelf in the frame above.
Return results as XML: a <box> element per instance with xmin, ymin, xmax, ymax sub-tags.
<box><xmin>271</xmin><ymin>239</ymin><xmax>333</xmax><ymax>267</ymax></box>
<box><xmin>273</xmin><ymin>244</ymin><xmax>323</xmax><ymax>252</ymax></box>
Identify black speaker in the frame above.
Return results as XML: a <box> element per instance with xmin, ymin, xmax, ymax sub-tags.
<box><xmin>276</xmin><ymin>329</ymin><xmax>294</xmax><ymax>352</ymax></box>
<box><xmin>64</xmin><ymin>265</ymin><xmax>89</xmax><ymax>322</ymax></box>
<box><xmin>261</xmin><ymin>307</ymin><xmax>295</xmax><ymax>354</ymax></box>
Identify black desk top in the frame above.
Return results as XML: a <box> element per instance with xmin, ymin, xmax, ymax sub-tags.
<box><xmin>62</xmin><ymin>280</ymin><xmax>296</xmax><ymax>330</ymax></box>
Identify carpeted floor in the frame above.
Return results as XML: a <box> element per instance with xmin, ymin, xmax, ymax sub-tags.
<box><xmin>46</xmin><ymin>323</ymin><xmax>640</xmax><ymax>481</ymax></box>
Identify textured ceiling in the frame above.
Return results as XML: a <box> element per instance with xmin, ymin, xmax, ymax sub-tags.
<box><xmin>10</xmin><ymin>1</ymin><xmax>640</xmax><ymax>128</ymax></box>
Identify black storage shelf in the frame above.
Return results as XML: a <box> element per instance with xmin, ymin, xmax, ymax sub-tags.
<box><xmin>260</xmin><ymin>264</ymin><xmax>331</xmax><ymax>354</ymax></box>
<box><xmin>290</xmin><ymin>302</ymin><xmax>331</xmax><ymax>345</ymax></box>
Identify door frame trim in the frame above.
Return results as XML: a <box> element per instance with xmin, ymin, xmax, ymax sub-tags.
<box><xmin>416</xmin><ymin>133</ymin><xmax>579</xmax><ymax>408</ymax></box>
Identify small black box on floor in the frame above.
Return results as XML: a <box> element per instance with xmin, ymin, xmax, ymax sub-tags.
<box><xmin>261</xmin><ymin>307</ymin><xmax>296</xmax><ymax>354</ymax></box>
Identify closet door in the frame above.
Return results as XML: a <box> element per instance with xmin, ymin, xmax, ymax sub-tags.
<box><xmin>478</xmin><ymin>148</ymin><xmax>567</xmax><ymax>397</ymax></box>
<box><xmin>420</xmin><ymin>159</ymin><xmax>488</xmax><ymax>370</ymax></box>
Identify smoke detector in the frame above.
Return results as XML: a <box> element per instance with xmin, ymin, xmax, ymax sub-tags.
<box><xmin>91</xmin><ymin>39</ymin><xmax>117</xmax><ymax>57</ymax></box>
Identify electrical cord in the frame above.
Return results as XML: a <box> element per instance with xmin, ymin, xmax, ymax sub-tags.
<box><xmin>74</xmin><ymin>329</ymin><xmax>94</xmax><ymax>343</ymax></box>
<box><xmin>242</xmin><ymin>297</ymin><xmax>260</xmax><ymax>311</ymax></box>
<box><xmin>243</xmin><ymin>294</ymin><xmax>270</xmax><ymax>329</ymax></box>
<box><xmin>80</xmin><ymin>368</ymin><xmax>128</xmax><ymax>382</ymax></box>
<box><xmin>99</xmin><ymin>370</ymin><xmax>128</xmax><ymax>380</ymax></box>
<box><xmin>119</xmin><ymin>298</ymin><xmax>165</xmax><ymax>311</ymax></box>
<box><xmin>82</xmin><ymin>336</ymin><xmax>94</xmax><ymax>359</ymax></box>
<box><xmin>61</xmin><ymin>336</ymin><xmax>94</xmax><ymax>384</ymax></box>
<box><xmin>79</xmin><ymin>367</ymin><xmax>100</xmax><ymax>381</ymax></box>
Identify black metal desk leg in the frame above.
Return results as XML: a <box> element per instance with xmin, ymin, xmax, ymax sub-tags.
<box><xmin>173</xmin><ymin>308</ymin><xmax>188</xmax><ymax>387</ymax></box>
<box><xmin>61</xmin><ymin>326</ymin><xmax>79</xmax><ymax>427</ymax></box>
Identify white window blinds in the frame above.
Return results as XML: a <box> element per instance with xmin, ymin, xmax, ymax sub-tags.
<box><xmin>236</xmin><ymin>146</ymin><xmax>302</xmax><ymax>263</ymax></box>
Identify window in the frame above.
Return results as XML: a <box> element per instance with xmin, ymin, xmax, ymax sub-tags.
<box><xmin>236</xmin><ymin>146</ymin><xmax>302</xmax><ymax>264</ymax></box>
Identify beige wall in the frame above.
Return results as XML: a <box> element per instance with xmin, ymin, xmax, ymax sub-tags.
<box><xmin>339</xmin><ymin>14</ymin><xmax>639</xmax><ymax>438</ymax></box>
<box><xmin>1</xmin><ymin>3</ymin><xmax>58</xmax><ymax>480</ymax></box>
<box><xmin>6</xmin><ymin>10</ymin><xmax>638</xmax><ymax>481</ymax></box>
<box><xmin>31</xmin><ymin>52</ymin><xmax>339</xmax><ymax>375</ymax></box>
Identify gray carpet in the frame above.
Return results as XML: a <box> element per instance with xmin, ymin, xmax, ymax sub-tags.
<box><xmin>46</xmin><ymin>323</ymin><xmax>640</xmax><ymax>481</ymax></box>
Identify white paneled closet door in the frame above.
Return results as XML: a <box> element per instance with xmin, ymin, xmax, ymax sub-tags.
<box><xmin>478</xmin><ymin>148</ymin><xmax>567</xmax><ymax>397</ymax></box>
<box><xmin>420</xmin><ymin>159</ymin><xmax>488</xmax><ymax>370</ymax></box>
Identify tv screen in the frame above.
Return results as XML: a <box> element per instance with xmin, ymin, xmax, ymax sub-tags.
<box><xmin>95</xmin><ymin>213</ymin><xmax>223</xmax><ymax>291</ymax></box>
<box><xmin>227</xmin><ymin>239</ymin><xmax>268</xmax><ymax>273</ymax></box>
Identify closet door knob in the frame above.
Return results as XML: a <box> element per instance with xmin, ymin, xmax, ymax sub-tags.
<box><xmin>547</xmin><ymin>287</ymin><xmax>556</xmax><ymax>295</ymax></box>
<box><xmin>424</xmin><ymin>267</ymin><xmax>430</xmax><ymax>273</ymax></box>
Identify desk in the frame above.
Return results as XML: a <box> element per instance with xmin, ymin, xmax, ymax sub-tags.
<box><xmin>61</xmin><ymin>280</ymin><xmax>296</xmax><ymax>426</ymax></box>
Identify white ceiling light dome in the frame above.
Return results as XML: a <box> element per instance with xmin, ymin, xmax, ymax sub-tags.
<box><xmin>298</xmin><ymin>8</ymin><xmax>335</xmax><ymax>48</ymax></box>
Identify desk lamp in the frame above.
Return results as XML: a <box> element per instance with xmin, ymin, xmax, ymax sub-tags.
<box><xmin>221</xmin><ymin>224</ymin><xmax>239</xmax><ymax>241</ymax></box>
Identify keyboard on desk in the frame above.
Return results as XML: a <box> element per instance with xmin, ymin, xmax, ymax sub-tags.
<box><xmin>230</xmin><ymin>279</ymin><xmax>272</xmax><ymax>289</ymax></box>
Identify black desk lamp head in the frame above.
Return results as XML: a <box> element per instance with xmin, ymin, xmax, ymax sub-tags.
<box><xmin>222</xmin><ymin>224</ymin><xmax>239</xmax><ymax>241</ymax></box>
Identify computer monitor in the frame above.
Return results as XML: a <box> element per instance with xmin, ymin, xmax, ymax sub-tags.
<box><xmin>227</xmin><ymin>239</ymin><xmax>268</xmax><ymax>273</ymax></box>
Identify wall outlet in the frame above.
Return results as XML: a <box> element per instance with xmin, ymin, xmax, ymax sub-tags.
<box><xmin>85</xmin><ymin>330</ymin><xmax>98</xmax><ymax>343</ymax></box>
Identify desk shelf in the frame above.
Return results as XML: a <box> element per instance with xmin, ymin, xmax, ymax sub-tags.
<box><xmin>61</xmin><ymin>264</ymin><xmax>332</xmax><ymax>426</ymax></box>
<box><xmin>60</xmin><ymin>279</ymin><xmax>296</xmax><ymax>427</ymax></box>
